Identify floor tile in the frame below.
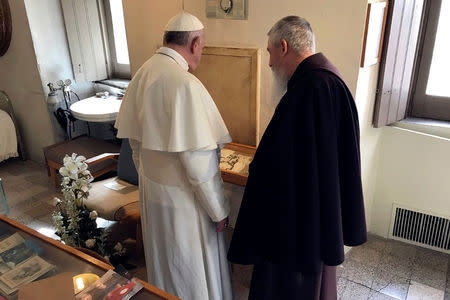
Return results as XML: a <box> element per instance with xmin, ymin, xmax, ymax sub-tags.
<box><xmin>6</xmin><ymin>212</ymin><xmax>35</xmax><ymax>225</ymax></box>
<box><xmin>446</xmin><ymin>261</ymin><xmax>450</xmax><ymax>293</ymax></box>
<box><xmin>406</xmin><ymin>280</ymin><xmax>445</xmax><ymax>300</ymax></box>
<box><xmin>336</xmin><ymin>264</ymin><xmax>345</xmax><ymax>278</ymax></box>
<box><xmin>337</xmin><ymin>276</ymin><xmax>348</xmax><ymax>298</ymax></box>
<box><xmin>386</xmin><ymin>240</ymin><xmax>418</xmax><ymax>263</ymax></box>
<box><xmin>341</xmin><ymin>258</ymin><xmax>377</xmax><ymax>287</ymax></box>
<box><xmin>366</xmin><ymin>233</ymin><xmax>390</xmax><ymax>252</ymax></box>
<box><xmin>23</xmin><ymin>201</ymin><xmax>55</xmax><ymax>219</ymax></box>
<box><xmin>26</xmin><ymin>219</ymin><xmax>59</xmax><ymax>240</ymax></box>
<box><xmin>415</xmin><ymin>247</ymin><xmax>449</xmax><ymax>272</ymax></box>
<box><xmin>367</xmin><ymin>290</ymin><xmax>399</xmax><ymax>300</ymax></box>
<box><xmin>347</xmin><ymin>245</ymin><xmax>383</xmax><ymax>267</ymax></box>
<box><xmin>371</xmin><ymin>269</ymin><xmax>410</xmax><ymax>300</ymax></box>
<box><xmin>378</xmin><ymin>254</ymin><xmax>415</xmax><ymax>279</ymax></box>
<box><xmin>411</xmin><ymin>264</ymin><xmax>447</xmax><ymax>290</ymax></box>
<box><xmin>339</xmin><ymin>280</ymin><xmax>371</xmax><ymax>300</ymax></box>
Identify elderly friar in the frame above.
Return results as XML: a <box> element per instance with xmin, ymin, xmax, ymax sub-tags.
<box><xmin>228</xmin><ymin>16</ymin><xmax>367</xmax><ymax>299</ymax></box>
<box><xmin>115</xmin><ymin>12</ymin><xmax>234</xmax><ymax>300</ymax></box>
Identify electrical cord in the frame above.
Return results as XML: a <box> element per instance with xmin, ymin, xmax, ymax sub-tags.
<box><xmin>71</xmin><ymin>90</ymin><xmax>80</xmax><ymax>102</ymax></box>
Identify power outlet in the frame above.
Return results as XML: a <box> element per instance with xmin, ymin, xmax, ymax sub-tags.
<box><xmin>206</xmin><ymin>0</ymin><xmax>248</xmax><ymax>20</ymax></box>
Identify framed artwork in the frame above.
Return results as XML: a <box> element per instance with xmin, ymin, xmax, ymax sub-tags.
<box><xmin>0</xmin><ymin>0</ymin><xmax>12</xmax><ymax>57</ymax></box>
<box><xmin>193</xmin><ymin>46</ymin><xmax>260</xmax><ymax>147</ymax></box>
<box><xmin>361</xmin><ymin>1</ymin><xmax>389</xmax><ymax>67</ymax></box>
<box><xmin>193</xmin><ymin>46</ymin><xmax>260</xmax><ymax>186</ymax></box>
<box><xmin>206</xmin><ymin>0</ymin><xmax>248</xmax><ymax>20</ymax></box>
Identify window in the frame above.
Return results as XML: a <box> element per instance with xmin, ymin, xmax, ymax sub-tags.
<box><xmin>374</xmin><ymin>0</ymin><xmax>450</xmax><ymax>127</ymax></box>
<box><xmin>410</xmin><ymin>0</ymin><xmax>450</xmax><ymax>120</ymax></box>
<box><xmin>61</xmin><ymin>0</ymin><xmax>131</xmax><ymax>82</ymax></box>
<box><xmin>372</xmin><ymin>0</ymin><xmax>424</xmax><ymax>127</ymax></box>
<box><xmin>103</xmin><ymin>0</ymin><xmax>131</xmax><ymax>79</ymax></box>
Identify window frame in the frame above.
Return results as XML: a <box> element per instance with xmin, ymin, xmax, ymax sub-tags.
<box><xmin>101</xmin><ymin>0</ymin><xmax>131</xmax><ymax>79</ymax></box>
<box><xmin>410</xmin><ymin>0</ymin><xmax>450</xmax><ymax>121</ymax></box>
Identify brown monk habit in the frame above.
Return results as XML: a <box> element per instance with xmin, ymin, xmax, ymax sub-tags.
<box><xmin>228</xmin><ymin>53</ymin><xmax>367</xmax><ymax>299</ymax></box>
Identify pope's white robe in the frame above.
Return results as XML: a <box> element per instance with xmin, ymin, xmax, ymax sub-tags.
<box><xmin>115</xmin><ymin>47</ymin><xmax>234</xmax><ymax>300</ymax></box>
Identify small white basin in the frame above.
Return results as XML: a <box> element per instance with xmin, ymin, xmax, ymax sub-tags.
<box><xmin>70</xmin><ymin>96</ymin><xmax>122</xmax><ymax>122</ymax></box>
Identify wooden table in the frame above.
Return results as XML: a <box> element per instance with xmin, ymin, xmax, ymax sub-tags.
<box><xmin>0</xmin><ymin>214</ymin><xmax>180</xmax><ymax>300</ymax></box>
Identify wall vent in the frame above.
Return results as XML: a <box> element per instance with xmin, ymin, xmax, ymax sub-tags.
<box><xmin>390</xmin><ymin>205</ymin><xmax>450</xmax><ymax>253</ymax></box>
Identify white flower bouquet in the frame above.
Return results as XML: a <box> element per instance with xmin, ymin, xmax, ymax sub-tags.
<box><xmin>52</xmin><ymin>153</ymin><xmax>126</xmax><ymax>263</ymax></box>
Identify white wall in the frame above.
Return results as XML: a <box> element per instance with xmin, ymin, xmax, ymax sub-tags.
<box><xmin>123</xmin><ymin>0</ymin><xmax>367</xmax><ymax>134</ymax></box>
<box><xmin>0</xmin><ymin>0</ymin><xmax>54</xmax><ymax>162</ymax></box>
<box><xmin>371</xmin><ymin>127</ymin><xmax>450</xmax><ymax>237</ymax></box>
<box><xmin>354</xmin><ymin>65</ymin><xmax>384</xmax><ymax>229</ymax></box>
<box><xmin>24</xmin><ymin>0</ymin><xmax>95</xmax><ymax>142</ymax></box>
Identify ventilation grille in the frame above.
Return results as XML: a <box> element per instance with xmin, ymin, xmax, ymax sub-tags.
<box><xmin>390</xmin><ymin>205</ymin><xmax>449</xmax><ymax>252</ymax></box>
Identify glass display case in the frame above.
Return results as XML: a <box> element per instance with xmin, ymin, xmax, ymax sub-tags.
<box><xmin>0</xmin><ymin>214</ymin><xmax>179</xmax><ymax>300</ymax></box>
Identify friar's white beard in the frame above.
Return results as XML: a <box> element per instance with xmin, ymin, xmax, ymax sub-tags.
<box><xmin>270</xmin><ymin>66</ymin><xmax>288</xmax><ymax>107</ymax></box>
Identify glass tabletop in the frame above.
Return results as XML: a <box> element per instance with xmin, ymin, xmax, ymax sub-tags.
<box><xmin>0</xmin><ymin>214</ymin><xmax>178</xmax><ymax>300</ymax></box>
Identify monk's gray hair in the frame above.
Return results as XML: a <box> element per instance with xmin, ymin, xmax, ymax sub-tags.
<box><xmin>163</xmin><ymin>30</ymin><xmax>202</xmax><ymax>46</ymax></box>
<box><xmin>267</xmin><ymin>16</ymin><xmax>315</xmax><ymax>55</ymax></box>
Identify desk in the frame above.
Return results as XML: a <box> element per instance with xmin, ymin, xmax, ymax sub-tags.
<box><xmin>70</xmin><ymin>96</ymin><xmax>122</xmax><ymax>123</ymax></box>
<box><xmin>0</xmin><ymin>214</ymin><xmax>179</xmax><ymax>300</ymax></box>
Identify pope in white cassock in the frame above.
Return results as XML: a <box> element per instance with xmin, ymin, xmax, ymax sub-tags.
<box><xmin>114</xmin><ymin>12</ymin><xmax>234</xmax><ymax>300</ymax></box>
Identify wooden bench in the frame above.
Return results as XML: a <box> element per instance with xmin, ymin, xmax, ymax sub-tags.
<box><xmin>43</xmin><ymin>136</ymin><xmax>120</xmax><ymax>187</ymax></box>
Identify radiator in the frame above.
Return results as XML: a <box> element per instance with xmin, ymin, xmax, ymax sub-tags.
<box><xmin>389</xmin><ymin>204</ymin><xmax>450</xmax><ymax>253</ymax></box>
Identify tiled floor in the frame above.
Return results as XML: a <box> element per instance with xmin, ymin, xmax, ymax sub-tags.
<box><xmin>1</xmin><ymin>159</ymin><xmax>449</xmax><ymax>300</ymax></box>
<box><xmin>339</xmin><ymin>234</ymin><xmax>450</xmax><ymax>299</ymax></box>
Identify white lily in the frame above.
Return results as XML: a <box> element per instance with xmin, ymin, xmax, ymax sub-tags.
<box><xmin>85</xmin><ymin>239</ymin><xmax>96</xmax><ymax>248</ymax></box>
<box><xmin>89</xmin><ymin>211</ymin><xmax>98</xmax><ymax>220</ymax></box>
<box><xmin>81</xmin><ymin>185</ymin><xmax>89</xmax><ymax>193</ymax></box>
<box><xmin>52</xmin><ymin>197</ymin><xmax>62</xmax><ymax>206</ymax></box>
<box><xmin>114</xmin><ymin>242</ymin><xmax>123</xmax><ymax>252</ymax></box>
<box><xmin>59</xmin><ymin>166</ymin><xmax>70</xmax><ymax>177</ymax></box>
<box><xmin>76</xmin><ymin>155</ymin><xmax>86</xmax><ymax>163</ymax></box>
<box><xmin>63</xmin><ymin>155</ymin><xmax>72</xmax><ymax>165</ymax></box>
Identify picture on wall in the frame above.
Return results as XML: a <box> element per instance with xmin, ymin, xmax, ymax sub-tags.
<box><xmin>361</xmin><ymin>1</ymin><xmax>389</xmax><ymax>67</ymax></box>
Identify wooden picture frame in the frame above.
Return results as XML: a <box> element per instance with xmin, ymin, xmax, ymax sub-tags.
<box><xmin>361</xmin><ymin>1</ymin><xmax>389</xmax><ymax>67</ymax></box>
<box><xmin>193</xmin><ymin>46</ymin><xmax>260</xmax><ymax>147</ymax></box>
<box><xmin>193</xmin><ymin>46</ymin><xmax>260</xmax><ymax>186</ymax></box>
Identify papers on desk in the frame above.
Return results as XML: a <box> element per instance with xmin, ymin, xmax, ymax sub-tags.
<box><xmin>0</xmin><ymin>233</ymin><xmax>54</xmax><ymax>295</ymax></box>
<box><xmin>104</xmin><ymin>180</ymin><xmax>129</xmax><ymax>191</ymax></box>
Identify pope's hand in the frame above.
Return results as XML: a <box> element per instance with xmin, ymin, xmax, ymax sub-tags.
<box><xmin>216</xmin><ymin>217</ymin><xmax>229</xmax><ymax>232</ymax></box>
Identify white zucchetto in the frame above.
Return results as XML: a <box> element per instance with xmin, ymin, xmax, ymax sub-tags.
<box><xmin>165</xmin><ymin>12</ymin><xmax>204</xmax><ymax>32</ymax></box>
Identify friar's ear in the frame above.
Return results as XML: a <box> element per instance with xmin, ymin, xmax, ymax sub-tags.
<box><xmin>280</xmin><ymin>39</ymin><xmax>288</xmax><ymax>56</ymax></box>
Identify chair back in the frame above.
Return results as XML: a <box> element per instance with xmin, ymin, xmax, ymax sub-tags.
<box><xmin>117</xmin><ymin>139</ymin><xmax>138</xmax><ymax>185</ymax></box>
